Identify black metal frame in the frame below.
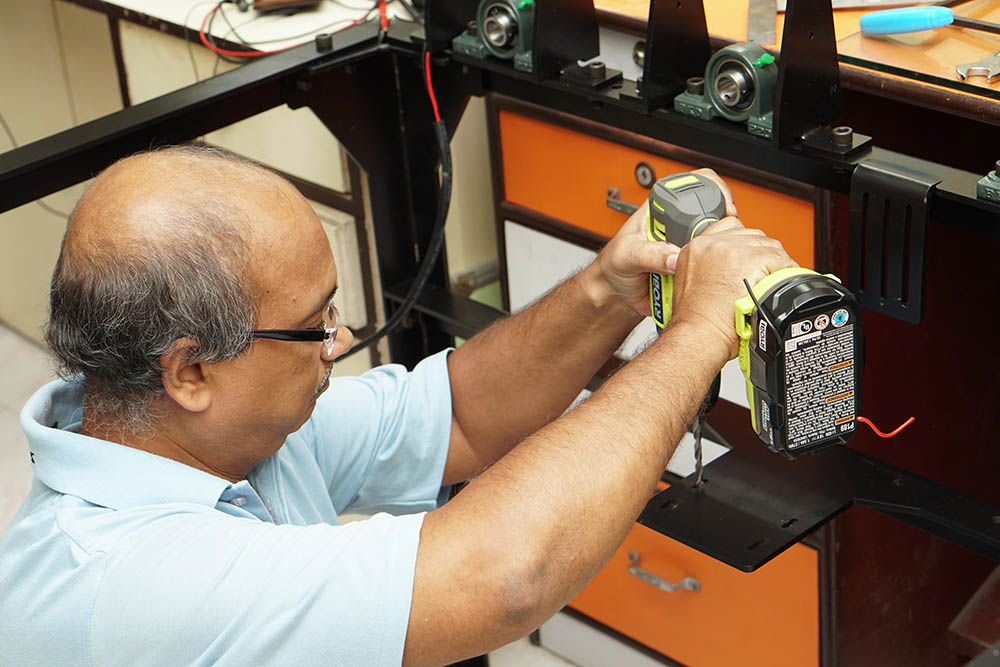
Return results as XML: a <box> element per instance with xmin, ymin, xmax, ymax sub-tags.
<box><xmin>1</xmin><ymin>2</ymin><xmax>998</xmax><ymax>571</ymax></box>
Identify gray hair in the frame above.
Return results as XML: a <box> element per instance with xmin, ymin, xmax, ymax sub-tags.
<box><xmin>45</xmin><ymin>146</ymin><xmax>268</xmax><ymax>437</ymax></box>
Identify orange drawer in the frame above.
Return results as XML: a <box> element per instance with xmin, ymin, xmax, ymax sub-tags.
<box><xmin>569</xmin><ymin>523</ymin><xmax>819</xmax><ymax>667</ymax></box>
<box><xmin>499</xmin><ymin>110</ymin><xmax>815</xmax><ymax>269</ymax></box>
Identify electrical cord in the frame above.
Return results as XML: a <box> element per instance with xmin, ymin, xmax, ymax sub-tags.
<box><xmin>340</xmin><ymin>50</ymin><xmax>450</xmax><ymax>359</ymax></box>
<box><xmin>198</xmin><ymin>0</ymin><xmax>386</xmax><ymax>59</ymax></box>
<box><xmin>0</xmin><ymin>111</ymin><xmax>70</xmax><ymax>219</ymax></box>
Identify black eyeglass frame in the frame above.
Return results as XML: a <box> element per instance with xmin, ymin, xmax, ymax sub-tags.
<box><xmin>250</xmin><ymin>300</ymin><xmax>340</xmax><ymax>355</ymax></box>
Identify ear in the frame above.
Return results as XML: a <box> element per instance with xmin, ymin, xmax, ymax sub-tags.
<box><xmin>161</xmin><ymin>337</ymin><xmax>212</xmax><ymax>413</ymax></box>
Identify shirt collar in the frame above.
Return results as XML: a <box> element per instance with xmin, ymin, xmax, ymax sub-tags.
<box><xmin>21</xmin><ymin>377</ymin><xmax>232</xmax><ymax>510</ymax></box>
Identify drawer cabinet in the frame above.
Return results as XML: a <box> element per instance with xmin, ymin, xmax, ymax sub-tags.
<box><xmin>569</xmin><ymin>523</ymin><xmax>819</xmax><ymax>667</ymax></box>
<box><xmin>498</xmin><ymin>109</ymin><xmax>818</xmax><ymax>269</ymax></box>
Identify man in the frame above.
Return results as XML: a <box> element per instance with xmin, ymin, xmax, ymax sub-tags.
<box><xmin>0</xmin><ymin>145</ymin><xmax>794</xmax><ymax>666</ymax></box>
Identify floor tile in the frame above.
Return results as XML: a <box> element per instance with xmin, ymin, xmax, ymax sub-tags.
<box><xmin>490</xmin><ymin>637</ymin><xmax>577</xmax><ymax>667</ymax></box>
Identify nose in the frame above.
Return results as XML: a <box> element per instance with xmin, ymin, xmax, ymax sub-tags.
<box><xmin>321</xmin><ymin>326</ymin><xmax>355</xmax><ymax>362</ymax></box>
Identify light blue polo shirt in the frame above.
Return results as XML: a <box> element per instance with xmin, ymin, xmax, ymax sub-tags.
<box><xmin>0</xmin><ymin>350</ymin><xmax>453</xmax><ymax>667</ymax></box>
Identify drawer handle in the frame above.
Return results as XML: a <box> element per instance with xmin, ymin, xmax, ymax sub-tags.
<box><xmin>627</xmin><ymin>551</ymin><xmax>701</xmax><ymax>593</ymax></box>
<box><xmin>606</xmin><ymin>187</ymin><xmax>639</xmax><ymax>216</ymax></box>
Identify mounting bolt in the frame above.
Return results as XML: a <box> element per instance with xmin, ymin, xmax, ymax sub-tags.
<box><xmin>587</xmin><ymin>61</ymin><xmax>606</xmax><ymax>79</ymax></box>
<box><xmin>832</xmin><ymin>125</ymin><xmax>854</xmax><ymax>148</ymax></box>
<box><xmin>466</xmin><ymin>19</ymin><xmax>478</xmax><ymax>36</ymax></box>
<box><xmin>686</xmin><ymin>76</ymin><xmax>705</xmax><ymax>96</ymax></box>
<box><xmin>315</xmin><ymin>32</ymin><xmax>333</xmax><ymax>52</ymax></box>
<box><xmin>994</xmin><ymin>159</ymin><xmax>1000</xmax><ymax>177</ymax></box>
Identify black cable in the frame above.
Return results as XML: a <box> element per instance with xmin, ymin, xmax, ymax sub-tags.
<box><xmin>341</xmin><ymin>57</ymin><xmax>450</xmax><ymax>358</ymax></box>
<box><xmin>395</xmin><ymin>0</ymin><xmax>420</xmax><ymax>22</ymax></box>
<box><xmin>206</xmin><ymin>2</ymin><xmax>253</xmax><ymax>62</ymax></box>
<box><xmin>211</xmin><ymin>1</ymin><xmax>377</xmax><ymax>52</ymax></box>
<box><xmin>342</xmin><ymin>120</ymin><xmax>450</xmax><ymax>358</ymax></box>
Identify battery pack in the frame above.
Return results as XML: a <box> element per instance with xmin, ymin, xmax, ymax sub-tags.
<box><xmin>736</xmin><ymin>268</ymin><xmax>864</xmax><ymax>458</ymax></box>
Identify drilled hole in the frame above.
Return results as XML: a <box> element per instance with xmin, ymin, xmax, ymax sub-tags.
<box><xmin>781</xmin><ymin>517</ymin><xmax>799</xmax><ymax>529</ymax></box>
<box><xmin>746</xmin><ymin>539</ymin><xmax>766</xmax><ymax>551</ymax></box>
<box><xmin>661</xmin><ymin>500</ymin><xmax>678</xmax><ymax>511</ymax></box>
<box><xmin>809</xmin><ymin>31</ymin><xmax>815</xmax><ymax>39</ymax></box>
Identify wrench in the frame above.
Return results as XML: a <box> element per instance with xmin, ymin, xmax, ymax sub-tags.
<box><xmin>957</xmin><ymin>48</ymin><xmax>1000</xmax><ymax>82</ymax></box>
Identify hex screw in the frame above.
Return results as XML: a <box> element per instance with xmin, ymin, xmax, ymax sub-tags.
<box><xmin>832</xmin><ymin>126</ymin><xmax>853</xmax><ymax>147</ymax></box>
<box><xmin>315</xmin><ymin>33</ymin><xmax>333</xmax><ymax>52</ymax></box>
<box><xmin>686</xmin><ymin>76</ymin><xmax>705</xmax><ymax>96</ymax></box>
<box><xmin>587</xmin><ymin>61</ymin><xmax>607</xmax><ymax>79</ymax></box>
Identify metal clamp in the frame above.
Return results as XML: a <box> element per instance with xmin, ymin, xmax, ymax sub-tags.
<box><xmin>627</xmin><ymin>551</ymin><xmax>701</xmax><ymax>593</ymax></box>
<box><xmin>606</xmin><ymin>187</ymin><xmax>639</xmax><ymax>216</ymax></box>
<box><xmin>848</xmin><ymin>159</ymin><xmax>941</xmax><ymax>324</ymax></box>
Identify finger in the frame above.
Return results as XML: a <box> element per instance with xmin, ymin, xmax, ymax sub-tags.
<box><xmin>693</xmin><ymin>168</ymin><xmax>738</xmax><ymax>217</ymax></box>
<box><xmin>630</xmin><ymin>238</ymin><xmax>681</xmax><ymax>273</ymax></box>
<box><xmin>744</xmin><ymin>248</ymin><xmax>800</xmax><ymax>284</ymax></box>
<box><xmin>698</xmin><ymin>216</ymin><xmax>745</xmax><ymax>236</ymax></box>
<box><xmin>622</xmin><ymin>199</ymin><xmax>649</xmax><ymax>236</ymax></box>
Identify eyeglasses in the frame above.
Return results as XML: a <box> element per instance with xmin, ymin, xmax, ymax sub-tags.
<box><xmin>251</xmin><ymin>299</ymin><xmax>341</xmax><ymax>357</ymax></box>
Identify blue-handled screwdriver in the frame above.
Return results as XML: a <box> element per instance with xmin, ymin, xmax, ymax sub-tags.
<box><xmin>860</xmin><ymin>6</ymin><xmax>1000</xmax><ymax>36</ymax></box>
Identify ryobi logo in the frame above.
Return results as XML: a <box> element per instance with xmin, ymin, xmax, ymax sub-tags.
<box><xmin>651</xmin><ymin>274</ymin><xmax>664</xmax><ymax>323</ymax></box>
<box><xmin>758</xmin><ymin>319</ymin><xmax>767</xmax><ymax>352</ymax></box>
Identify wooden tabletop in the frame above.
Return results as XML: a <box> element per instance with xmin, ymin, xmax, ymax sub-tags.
<box><xmin>595</xmin><ymin>0</ymin><xmax>1000</xmax><ymax>121</ymax></box>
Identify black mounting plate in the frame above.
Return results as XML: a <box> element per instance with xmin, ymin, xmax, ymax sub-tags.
<box><xmin>640</xmin><ymin>404</ymin><xmax>1000</xmax><ymax>571</ymax></box>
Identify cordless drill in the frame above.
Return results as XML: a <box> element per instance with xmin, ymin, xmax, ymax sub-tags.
<box><xmin>647</xmin><ymin>172</ymin><xmax>865</xmax><ymax>463</ymax></box>
<box><xmin>646</xmin><ymin>172</ymin><xmax>727</xmax><ymax>484</ymax></box>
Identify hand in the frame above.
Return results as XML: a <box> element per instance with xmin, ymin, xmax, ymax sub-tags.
<box><xmin>594</xmin><ymin>169</ymin><xmax>738</xmax><ymax>316</ymax></box>
<box><xmin>670</xmin><ymin>218</ymin><xmax>797</xmax><ymax>359</ymax></box>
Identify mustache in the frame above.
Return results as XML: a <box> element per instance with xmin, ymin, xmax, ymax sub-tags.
<box><xmin>311</xmin><ymin>363</ymin><xmax>334</xmax><ymax>400</ymax></box>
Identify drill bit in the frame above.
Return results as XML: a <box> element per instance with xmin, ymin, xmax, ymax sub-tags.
<box><xmin>692</xmin><ymin>416</ymin><xmax>705</xmax><ymax>487</ymax></box>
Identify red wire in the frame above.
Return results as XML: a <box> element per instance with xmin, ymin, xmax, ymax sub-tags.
<box><xmin>424</xmin><ymin>51</ymin><xmax>441</xmax><ymax>122</ymax></box>
<box><xmin>200</xmin><ymin>4</ymin><xmax>282</xmax><ymax>57</ymax></box>
<box><xmin>198</xmin><ymin>3</ymin><xmax>370</xmax><ymax>59</ymax></box>
<box><xmin>379</xmin><ymin>0</ymin><xmax>389</xmax><ymax>30</ymax></box>
<box><xmin>857</xmin><ymin>416</ymin><xmax>915</xmax><ymax>439</ymax></box>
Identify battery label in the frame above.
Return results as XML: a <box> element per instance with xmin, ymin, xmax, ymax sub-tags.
<box><xmin>784</xmin><ymin>319</ymin><xmax>856</xmax><ymax>449</ymax></box>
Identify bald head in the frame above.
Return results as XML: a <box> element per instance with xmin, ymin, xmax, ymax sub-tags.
<box><xmin>46</xmin><ymin>145</ymin><xmax>325</xmax><ymax>435</ymax></box>
<box><xmin>65</xmin><ymin>146</ymin><xmax>297</xmax><ymax>279</ymax></box>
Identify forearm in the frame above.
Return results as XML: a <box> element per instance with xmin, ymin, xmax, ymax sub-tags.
<box><xmin>408</xmin><ymin>319</ymin><xmax>729</xmax><ymax>664</ymax></box>
<box><xmin>447</xmin><ymin>262</ymin><xmax>642</xmax><ymax>470</ymax></box>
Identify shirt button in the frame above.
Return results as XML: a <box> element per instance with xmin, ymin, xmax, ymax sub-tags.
<box><xmin>229</xmin><ymin>496</ymin><xmax>247</xmax><ymax>507</ymax></box>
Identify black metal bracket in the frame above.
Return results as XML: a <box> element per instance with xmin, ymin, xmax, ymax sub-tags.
<box><xmin>385</xmin><ymin>280</ymin><xmax>506</xmax><ymax>340</ymax></box>
<box><xmin>424</xmin><ymin>0</ymin><xmax>479</xmax><ymax>53</ymax></box>
<box><xmin>848</xmin><ymin>159</ymin><xmax>939</xmax><ymax>324</ymax></box>
<box><xmin>640</xmin><ymin>409</ymin><xmax>1000</xmax><ymax>572</ymax></box>
<box><xmin>773</xmin><ymin>0</ymin><xmax>840</xmax><ymax>148</ymax></box>
<box><xmin>619</xmin><ymin>0</ymin><xmax>712</xmax><ymax>112</ymax></box>
<box><xmin>533</xmin><ymin>0</ymin><xmax>600</xmax><ymax>80</ymax></box>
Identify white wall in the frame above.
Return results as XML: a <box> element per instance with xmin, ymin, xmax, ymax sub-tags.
<box><xmin>0</xmin><ymin>1</ymin><xmax>122</xmax><ymax>343</ymax></box>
